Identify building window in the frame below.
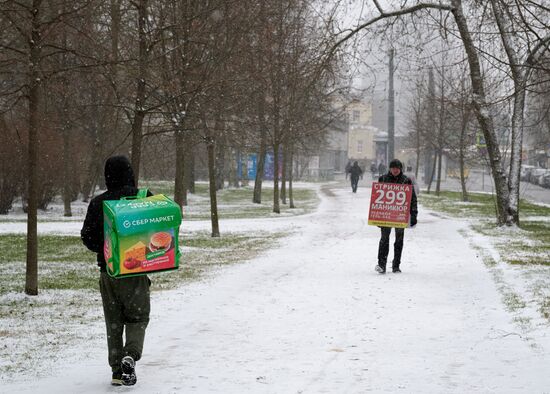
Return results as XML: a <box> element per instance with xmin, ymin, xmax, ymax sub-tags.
<box><xmin>357</xmin><ymin>140</ymin><xmax>363</xmax><ymax>153</ymax></box>
<box><xmin>352</xmin><ymin>110</ymin><xmax>360</xmax><ymax>122</ymax></box>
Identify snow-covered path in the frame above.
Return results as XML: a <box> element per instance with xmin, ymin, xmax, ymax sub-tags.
<box><xmin>6</xmin><ymin>183</ymin><xmax>550</xmax><ymax>393</ymax></box>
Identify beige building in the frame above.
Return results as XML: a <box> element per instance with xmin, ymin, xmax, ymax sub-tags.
<box><xmin>346</xmin><ymin>99</ymin><xmax>388</xmax><ymax>167</ymax></box>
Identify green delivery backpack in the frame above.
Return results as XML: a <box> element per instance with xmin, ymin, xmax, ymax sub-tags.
<box><xmin>103</xmin><ymin>189</ymin><xmax>182</xmax><ymax>278</ymax></box>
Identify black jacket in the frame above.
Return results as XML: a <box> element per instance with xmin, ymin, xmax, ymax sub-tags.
<box><xmin>81</xmin><ymin>156</ymin><xmax>151</xmax><ymax>271</ymax></box>
<box><xmin>378</xmin><ymin>171</ymin><xmax>418</xmax><ymax>219</ymax></box>
<box><xmin>350</xmin><ymin>164</ymin><xmax>363</xmax><ymax>180</ymax></box>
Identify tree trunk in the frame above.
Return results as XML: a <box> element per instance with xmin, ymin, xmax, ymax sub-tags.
<box><xmin>289</xmin><ymin>146</ymin><xmax>295</xmax><ymax>209</ymax></box>
<box><xmin>215</xmin><ymin>137</ymin><xmax>225</xmax><ymax>191</ymax></box>
<box><xmin>272</xmin><ymin>142</ymin><xmax>280</xmax><ymax>214</ymax></box>
<box><xmin>490</xmin><ymin>1</ymin><xmax>550</xmax><ymax>225</ymax></box>
<box><xmin>426</xmin><ymin>67</ymin><xmax>436</xmax><ymax>193</ymax></box>
<box><xmin>207</xmin><ymin>138</ymin><xmax>220</xmax><ymax>237</ymax></box>
<box><xmin>130</xmin><ymin>110</ymin><xmax>145</xmax><ymax>184</ymax></box>
<box><xmin>81</xmin><ymin>86</ymin><xmax>103</xmax><ymax>201</ymax></box>
<box><xmin>415</xmin><ymin>121</ymin><xmax>420</xmax><ymax>179</ymax></box>
<box><xmin>185</xmin><ymin>142</ymin><xmax>195</xmax><ymax>194</ymax></box>
<box><xmin>235</xmin><ymin>150</ymin><xmax>241</xmax><ymax>187</ymax></box>
<box><xmin>435</xmin><ymin>64</ymin><xmax>445</xmax><ymax>196</ymax></box>
<box><xmin>459</xmin><ymin>82</ymin><xmax>470</xmax><ymax>202</ymax></box>
<box><xmin>241</xmin><ymin>152</ymin><xmax>249</xmax><ymax>187</ymax></box>
<box><xmin>62</xmin><ymin>126</ymin><xmax>72</xmax><ymax>216</ymax></box>
<box><xmin>26</xmin><ymin>0</ymin><xmax>42</xmax><ymax>296</ymax></box>
<box><xmin>459</xmin><ymin>127</ymin><xmax>469</xmax><ymax>202</ymax></box>
<box><xmin>280</xmin><ymin>144</ymin><xmax>287</xmax><ymax>204</ymax></box>
<box><xmin>229</xmin><ymin>149</ymin><xmax>239</xmax><ymax>188</ymax></box>
<box><xmin>59</xmin><ymin>6</ymin><xmax>72</xmax><ymax>217</ymax></box>
<box><xmin>451</xmin><ymin>0</ymin><xmax>511</xmax><ymax>225</ymax></box>
<box><xmin>253</xmin><ymin>128</ymin><xmax>267</xmax><ymax>204</ymax></box>
<box><xmin>435</xmin><ymin>149</ymin><xmax>442</xmax><ymax>196</ymax></box>
<box><xmin>130</xmin><ymin>0</ymin><xmax>149</xmax><ymax>184</ymax></box>
<box><xmin>174</xmin><ymin>130</ymin><xmax>186</xmax><ymax>207</ymax></box>
<box><xmin>426</xmin><ymin>150</ymin><xmax>437</xmax><ymax>194</ymax></box>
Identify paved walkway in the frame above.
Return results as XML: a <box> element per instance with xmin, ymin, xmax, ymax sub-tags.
<box><xmin>7</xmin><ymin>182</ymin><xmax>550</xmax><ymax>393</ymax></box>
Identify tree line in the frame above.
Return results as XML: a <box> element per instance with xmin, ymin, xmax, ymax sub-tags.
<box><xmin>0</xmin><ymin>0</ymin><xmax>347</xmax><ymax>295</ymax></box>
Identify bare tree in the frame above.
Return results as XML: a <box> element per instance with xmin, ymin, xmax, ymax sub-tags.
<box><xmin>332</xmin><ymin>0</ymin><xmax>550</xmax><ymax>226</ymax></box>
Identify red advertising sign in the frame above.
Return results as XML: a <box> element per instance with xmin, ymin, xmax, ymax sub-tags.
<box><xmin>368</xmin><ymin>182</ymin><xmax>413</xmax><ymax>228</ymax></box>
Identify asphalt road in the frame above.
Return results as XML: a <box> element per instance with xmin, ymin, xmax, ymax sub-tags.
<box><xmin>354</xmin><ymin>168</ymin><xmax>550</xmax><ymax>204</ymax></box>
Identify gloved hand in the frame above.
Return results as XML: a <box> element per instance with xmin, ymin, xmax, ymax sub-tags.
<box><xmin>410</xmin><ymin>215</ymin><xmax>417</xmax><ymax>227</ymax></box>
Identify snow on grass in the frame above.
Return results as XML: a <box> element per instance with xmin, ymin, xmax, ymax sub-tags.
<box><xmin>0</xmin><ymin>230</ymin><xmax>285</xmax><ymax>382</ymax></box>
<box><xmin>3</xmin><ymin>181</ymin><xmax>550</xmax><ymax>392</ymax></box>
<box><xmin>421</xmin><ymin>191</ymin><xmax>550</xmax><ymax>343</ymax></box>
<box><xmin>1</xmin><ymin>180</ymin><xmax>314</xmax><ymax>383</ymax></box>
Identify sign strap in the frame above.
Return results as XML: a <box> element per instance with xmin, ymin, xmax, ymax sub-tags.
<box><xmin>136</xmin><ymin>188</ymin><xmax>149</xmax><ymax>199</ymax></box>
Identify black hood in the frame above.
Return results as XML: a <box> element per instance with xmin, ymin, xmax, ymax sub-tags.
<box><xmin>104</xmin><ymin>155</ymin><xmax>136</xmax><ymax>190</ymax></box>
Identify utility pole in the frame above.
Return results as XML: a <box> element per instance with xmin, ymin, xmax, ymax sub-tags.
<box><xmin>388</xmin><ymin>48</ymin><xmax>395</xmax><ymax>162</ymax></box>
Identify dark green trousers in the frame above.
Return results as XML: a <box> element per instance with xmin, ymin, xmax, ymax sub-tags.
<box><xmin>99</xmin><ymin>272</ymin><xmax>150</xmax><ymax>373</ymax></box>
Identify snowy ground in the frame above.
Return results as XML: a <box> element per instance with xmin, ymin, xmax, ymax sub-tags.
<box><xmin>3</xmin><ymin>182</ymin><xmax>550</xmax><ymax>393</ymax></box>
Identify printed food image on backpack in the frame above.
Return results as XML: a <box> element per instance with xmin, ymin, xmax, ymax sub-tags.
<box><xmin>103</xmin><ymin>189</ymin><xmax>182</xmax><ymax>278</ymax></box>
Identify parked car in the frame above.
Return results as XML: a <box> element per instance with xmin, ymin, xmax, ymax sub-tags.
<box><xmin>541</xmin><ymin>172</ymin><xmax>550</xmax><ymax>189</ymax></box>
<box><xmin>529</xmin><ymin>168</ymin><xmax>547</xmax><ymax>185</ymax></box>
<box><xmin>520</xmin><ymin>164</ymin><xmax>536</xmax><ymax>181</ymax></box>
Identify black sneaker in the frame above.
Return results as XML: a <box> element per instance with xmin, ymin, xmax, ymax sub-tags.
<box><xmin>392</xmin><ymin>268</ymin><xmax>402</xmax><ymax>273</ymax></box>
<box><xmin>111</xmin><ymin>372</ymin><xmax>123</xmax><ymax>386</ymax></box>
<box><xmin>375</xmin><ymin>265</ymin><xmax>386</xmax><ymax>274</ymax></box>
<box><xmin>121</xmin><ymin>356</ymin><xmax>137</xmax><ymax>386</ymax></box>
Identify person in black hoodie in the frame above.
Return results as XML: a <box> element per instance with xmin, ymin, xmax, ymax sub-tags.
<box><xmin>81</xmin><ymin>156</ymin><xmax>151</xmax><ymax>386</ymax></box>
<box><xmin>375</xmin><ymin>159</ymin><xmax>418</xmax><ymax>274</ymax></box>
<box><xmin>349</xmin><ymin>161</ymin><xmax>363</xmax><ymax>193</ymax></box>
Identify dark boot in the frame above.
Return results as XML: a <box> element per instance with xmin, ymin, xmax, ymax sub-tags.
<box><xmin>392</xmin><ymin>259</ymin><xmax>401</xmax><ymax>272</ymax></box>
<box><xmin>111</xmin><ymin>371</ymin><xmax>123</xmax><ymax>386</ymax></box>
<box><xmin>375</xmin><ymin>265</ymin><xmax>386</xmax><ymax>274</ymax></box>
<box><xmin>121</xmin><ymin>356</ymin><xmax>137</xmax><ymax>386</ymax></box>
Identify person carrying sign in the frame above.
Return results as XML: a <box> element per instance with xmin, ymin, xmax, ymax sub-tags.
<box><xmin>81</xmin><ymin>156</ymin><xmax>152</xmax><ymax>386</ymax></box>
<box><xmin>374</xmin><ymin>159</ymin><xmax>417</xmax><ymax>274</ymax></box>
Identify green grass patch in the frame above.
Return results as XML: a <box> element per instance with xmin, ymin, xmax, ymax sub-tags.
<box><xmin>0</xmin><ymin>235</ymin><xmax>90</xmax><ymax>263</ymax></box>
<box><xmin>501</xmin><ymin>290</ymin><xmax>527</xmax><ymax>312</ymax></box>
<box><xmin>422</xmin><ymin>191</ymin><xmax>550</xmax><ymax>267</ymax></box>
<box><xmin>508</xmin><ymin>258</ymin><xmax>550</xmax><ymax>266</ymax></box>
<box><xmin>421</xmin><ymin>191</ymin><xmax>498</xmax><ymax>217</ymax></box>
<box><xmin>0</xmin><ymin>232</ymin><xmax>284</xmax><ymax>298</ymax></box>
<box><xmin>539</xmin><ymin>297</ymin><xmax>550</xmax><ymax>320</ymax></box>
<box><xmin>181</xmin><ymin>232</ymin><xmax>257</xmax><ymax>249</ymax></box>
<box><xmin>421</xmin><ymin>190</ymin><xmax>550</xmax><ymax>219</ymax></box>
<box><xmin>140</xmin><ymin>181</ymin><xmax>319</xmax><ymax>220</ymax></box>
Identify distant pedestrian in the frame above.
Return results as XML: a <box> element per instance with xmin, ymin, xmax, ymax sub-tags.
<box><xmin>377</xmin><ymin>161</ymin><xmax>386</xmax><ymax>177</ymax></box>
<box><xmin>370</xmin><ymin>162</ymin><xmax>377</xmax><ymax>179</ymax></box>
<box><xmin>345</xmin><ymin>161</ymin><xmax>352</xmax><ymax>180</ymax></box>
<box><xmin>81</xmin><ymin>156</ymin><xmax>152</xmax><ymax>387</ymax></box>
<box><xmin>350</xmin><ymin>161</ymin><xmax>363</xmax><ymax>193</ymax></box>
<box><xmin>375</xmin><ymin>159</ymin><xmax>418</xmax><ymax>274</ymax></box>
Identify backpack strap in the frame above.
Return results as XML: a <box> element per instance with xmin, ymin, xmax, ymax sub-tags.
<box><xmin>136</xmin><ymin>188</ymin><xmax>149</xmax><ymax>199</ymax></box>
